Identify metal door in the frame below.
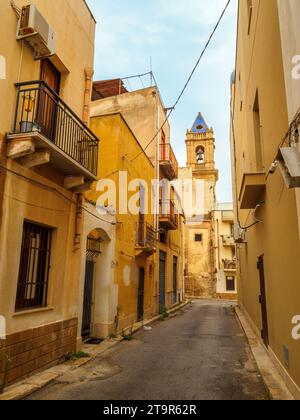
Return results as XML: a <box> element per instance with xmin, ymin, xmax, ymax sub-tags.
<box><xmin>257</xmin><ymin>255</ymin><xmax>269</xmax><ymax>347</ymax></box>
<box><xmin>159</xmin><ymin>251</ymin><xmax>166</xmax><ymax>310</ymax></box>
<box><xmin>173</xmin><ymin>256</ymin><xmax>178</xmax><ymax>304</ymax></box>
<box><xmin>137</xmin><ymin>267</ymin><xmax>145</xmax><ymax>322</ymax></box>
<box><xmin>82</xmin><ymin>259</ymin><xmax>94</xmax><ymax>339</ymax></box>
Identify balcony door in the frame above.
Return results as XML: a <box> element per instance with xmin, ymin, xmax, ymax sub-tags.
<box><xmin>39</xmin><ymin>59</ymin><xmax>61</xmax><ymax>140</ymax></box>
<box><xmin>138</xmin><ymin>184</ymin><xmax>146</xmax><ymax>245</ymax></box>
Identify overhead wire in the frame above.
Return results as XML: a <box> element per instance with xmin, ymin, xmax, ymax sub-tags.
<box><xmin>0</xmin><ymin>164</ymin><xmax>118</xmax><ymax>226</ymax></box>
<box><xmin>130</xmin><ymin>0</ymin><xmax>232</xmax><ymax>163</ymax></box>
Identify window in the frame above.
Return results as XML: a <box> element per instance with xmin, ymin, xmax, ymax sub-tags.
<box><xmin>226</xmin><ymin>276</ymin><xmax>236</xmax><ymax>292</ymax></box>
<box><xmin>195</xmin><ymin>234</ymin><xmax>203</xmax><ymax>242</ymax></box>
<box><xmin>196</xmin><ymin>146</ymin><xmax>205</xmax><ymax>164</ymax></box>
<box><xmin>247</xmin><ymin>0</ymin><xmax>253</xmax><ymax>34</ymax></box>
<box><xmin>238</xmin><ymin>72</ymin><xmax>243</xmax><ymax>111</ymax></box>
<box><xmin>15</xmin><ymin>222</ymin><xmax>53</xmax><ymax>311</ymax></box>
<box><xmin>253</xmin><ymin>91</ymin><xmax>264</xmax><ymax>171</ymax></box>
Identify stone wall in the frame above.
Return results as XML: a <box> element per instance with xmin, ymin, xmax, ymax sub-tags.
<box><xmin>0</xmin><ymin>318</ymin><xmax>77</xmax><ymax>386</ymax></box>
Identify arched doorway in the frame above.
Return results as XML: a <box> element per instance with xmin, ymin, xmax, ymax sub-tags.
<box><xmin>81</xmin><ymin>229</ymin><xmax>105</xmax><ymax>340</ymax></box>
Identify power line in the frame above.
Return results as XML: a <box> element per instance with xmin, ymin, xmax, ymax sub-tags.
<box><xmin>0</xmin><ymin>164</ymin><xmax>117</xmax><ymax>226</ymax></box>
<box><xmin>130</xmin><ymin>0</ymin><xmax>232</xmax><ymax>163</ymax></box>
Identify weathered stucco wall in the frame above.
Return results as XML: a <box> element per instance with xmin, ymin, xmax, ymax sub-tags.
<box><xmin>232</xmin><ymin>0</ymin><xmax>300</xmax><ymax>397</ymax></box>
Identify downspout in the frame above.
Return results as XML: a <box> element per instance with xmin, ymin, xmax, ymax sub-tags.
<box><xmin>74</xmin><ymin>68</ymin><xmax>94</xmax><ymax>251</ymax></box>
<box><xmin>83</xmin><ymin>67</ymin><xmax>94</xmax><ymax>125</ymax></box>
<box><xmin>155</xmin><ymin>93</ymin><xmax>160</xmax><ymax>313</ymax></box>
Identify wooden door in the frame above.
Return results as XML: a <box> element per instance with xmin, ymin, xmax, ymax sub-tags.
<box><xmin>137</xmin><ymin>268</ymin><xmax>145</xmax><ymax>322</ymax></box>
<box><xmin>173</xmin><ymin>256</ymin><xmax>178</xmax><ymax>304</ymax></box>
<box><xmin>257</xmin><ymin>255</ymin><xmax>269</xmax><ymax>347</ymax></box>
<box><xmin>39</xmin><ymin>59</ymin><xmax>61</xmax><ymax>140</ymax></box>
<box><xmin>159</xmin><ymin>251</ymin><xmax>166</xmax><ymax>310</ymax></box>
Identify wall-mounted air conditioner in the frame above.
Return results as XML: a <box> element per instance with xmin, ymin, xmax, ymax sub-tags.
<box><xmin>277</xmin><ymin>147</ymin><xmax>300</xmax><ymax>189</ymax></box>
<box><xmin>17</xmin><ymin>4</ymin><xmax>56</xmax><ymax>60</ymax></box>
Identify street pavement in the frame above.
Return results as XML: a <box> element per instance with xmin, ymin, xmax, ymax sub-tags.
<box><xmin>27</xmin><ymin>300</ymin><xmax>269</xmax><ymax>400</ymax></box>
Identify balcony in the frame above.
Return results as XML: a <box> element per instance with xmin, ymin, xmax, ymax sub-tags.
<box><xmin>159</xmin><ymin>199</ymin><xmax>179</xmax><ymax>231</ymax></box>
<box><xmin>239</xmin><ymin>173</ymin><xmax>266</xmax><ymax>210</ymax></box>
<box><xmin>159</xmin><ymin>143</ymin><xmax>178</xmax><ymax>180</ymax></box>
<box><xmin>223</xmin><ymin>259</ymin><xmax>237</xmax><ymax>271</ymax></box>
<box><xmin>135</xmin><ymin>222</ymin><xmax>156</xmax><ymax>258</ymax></box>
<box><xmin>222</xmin><ymin>210</ymin><xmax>234</xmax><ymax>223</ymax></box>
<box><xmin>7</xmin><ymin>81</ymin><xmax>99</xmax><ymax>190</ymax></box>
<box><xmin>222</xmin><ymin>235</ymin><xmax>235</xmax><ymax>247</ymax></box>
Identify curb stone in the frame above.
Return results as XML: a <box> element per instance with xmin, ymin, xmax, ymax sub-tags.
<box><xmin>235</xmin><ymin>306</ymin><xmax>294</xmax><ymax>401</ymax></box>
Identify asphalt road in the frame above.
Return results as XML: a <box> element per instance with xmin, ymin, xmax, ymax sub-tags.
<box><xmin>28</xmin><ymin>300</ymin><xmax>269</xmax><ymax>400</ymax></box>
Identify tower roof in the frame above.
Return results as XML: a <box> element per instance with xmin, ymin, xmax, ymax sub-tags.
<box><xmin>191</xmin><ymin>112</ymin><xmax>209</xmax><ymax>133</ymax></box>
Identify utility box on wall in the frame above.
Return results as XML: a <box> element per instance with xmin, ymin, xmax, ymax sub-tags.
<box><xmin>277</xmin><ymin>147</ymin><xmax>300</xmax><ymax>189</ymax></box>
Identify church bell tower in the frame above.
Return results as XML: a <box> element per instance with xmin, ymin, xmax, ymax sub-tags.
<box><xmin>186</xmin><ymin>112</ymin><xmax>218</xmax><ymax>215</ymax></box>
<box><xmin>180</xmin><ymin>112</ymin><xmax>219</xmax><ymax>299</ymax></box>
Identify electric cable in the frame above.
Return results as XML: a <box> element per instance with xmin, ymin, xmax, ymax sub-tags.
<box><xmin>130</xmin><ymin>0</ymin><xmax>232</xmax><ymax>163</ymax></box>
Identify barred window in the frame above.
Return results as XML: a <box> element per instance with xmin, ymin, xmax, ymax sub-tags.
<box><xmin>15</xmin><ymin>221</ymin><xmax>53</xmax><ymax>311</ymax></box>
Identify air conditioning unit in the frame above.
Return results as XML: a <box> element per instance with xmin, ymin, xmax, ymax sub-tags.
<box><xmin>233</xmin><ymin>223</ymin><xmax>246</xmax><ymax>244</ymax></box>
<box><xmin>17</xmin><ymin>5</ymin><xmax>56</xmax><ymax>60</ymax></box>
<box><xmin>277</xmin><ymin>147</ymin><xmax>300</xmax><ymax>189</ymax></box>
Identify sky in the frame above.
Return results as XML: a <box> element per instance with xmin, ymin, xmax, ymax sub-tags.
<box><xmin>86</xmin><ymin>0</ymin><xmax>238</xmax><ymax>203</ymax></box>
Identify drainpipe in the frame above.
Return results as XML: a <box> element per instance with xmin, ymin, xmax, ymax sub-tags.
<box><xmin>83</xmin><ymin>67</ymin><xmax>94</xmax><ymax>125</ymax></box>
<box><xmin>74</xmin><ymin>194</ymin><xmax>83</xmax><ymax>251</ymax></box>
<box><xmin>156</xmin><ymin>98</ymin><xmax>160</xmax><ymax>237</ymax></box>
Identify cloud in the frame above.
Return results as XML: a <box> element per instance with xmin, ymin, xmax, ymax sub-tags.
<box><xmin>87</xmin><ymin>0</ymin><xmax>238</xmax><ymax>202</ymax></box>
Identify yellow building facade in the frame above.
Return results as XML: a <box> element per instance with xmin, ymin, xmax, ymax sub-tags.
<box><xmin>213</xmin><ymin>204</ymin><xmax>237</xmax><ymax>300</ymax></box>
<box><xmin>0</xmin><ymin>0</ymin><xmax>97</xmax><ymax>385</ymax></box>
<box><xmin>179</xmin><ymin>114</ymin><xmax>218</xmax><ymax>298</ymax></box>
<box><xmin>90</xmin><ymin>82</ymin><xmax>185</xmax><ymax>328</ymax></box>
<box><xmin>231</xmin><ymin>0</ymin><xmax>300</xmax><ymax>398</ymax></box>
<box><xmin>85</xmin><ymin>113</ymin><xmax>157</xmax><ymax>334</ymax></box>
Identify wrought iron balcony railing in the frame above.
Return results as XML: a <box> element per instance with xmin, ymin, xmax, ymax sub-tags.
<box><xmin>136</xmin><ymin>222</ymin><xmax>157</xmax><ymax>252</ymax></box>
<box><xmin>222</xmin><ymin>235</ymin><xmax>236</xmax><ymax>247</ymax></box>
<box><xmin>223</xmin><ymin>259</ymin><xmax>237</xmax><ymax>271</ymax></box>
<box><xmin>159</xmin><ymin>143</ymin><xmax>179</xmax><ymax>179</ymax></box>
<box><xmin>11</xmin><ymin>80</ymin><xmax>99</xmax><ymax>176</ymax></box>
<box><xmin>159</xmin><ymin>199</ymin><xmax>179</xmax><ymax>230</ymax></box>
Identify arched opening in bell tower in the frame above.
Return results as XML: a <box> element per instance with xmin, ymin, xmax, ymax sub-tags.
<box><xmin>196</xmin><ymin>146</ymin><xmax>205</xmax><ymax>164</ymax></box>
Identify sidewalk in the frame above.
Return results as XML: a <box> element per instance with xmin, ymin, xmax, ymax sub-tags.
<box><xmin>235</xmin><ymin>307</ymin><xmax>294</xmax><ymax>400</ymax></box>
<box><xmin>0</xmin><ymin>301</ymin><xmax>190</xmax><ymax>401</ymax></box>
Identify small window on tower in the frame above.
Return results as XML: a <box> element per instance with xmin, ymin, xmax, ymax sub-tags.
<box><xmin>196</xmin><ymin>124</ymin><xmax>204</xmax><ymax>131</ymax></box>
<box><xmin>195</xmin><ymin>234</ymin><xmax>203</xmax><ymax>242</ymax></box>
<box><xmin>196</xmin><ymin>146</ymin><xmax>205</xmax><ymax>164</ymax></box>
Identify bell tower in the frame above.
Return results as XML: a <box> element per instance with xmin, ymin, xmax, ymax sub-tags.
<box><xmin>180</xmin><ymin>112</ymin><xmax>219</xmax><ymax>299</ymax></box>
<box><xmin>186</xmin><ymin>113</ymin><xmax>218</xmax><ymax>215</ymax></box>
<box><xmin>186</xmin><ymin>112</ymin><xmax>216</xmax><ymax>171</ymax></box>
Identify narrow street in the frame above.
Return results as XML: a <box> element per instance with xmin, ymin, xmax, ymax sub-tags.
<box><xmin>27</xmin><ymin>301</ymin><xmax>269</xmax><ymax>401</ymax></box>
